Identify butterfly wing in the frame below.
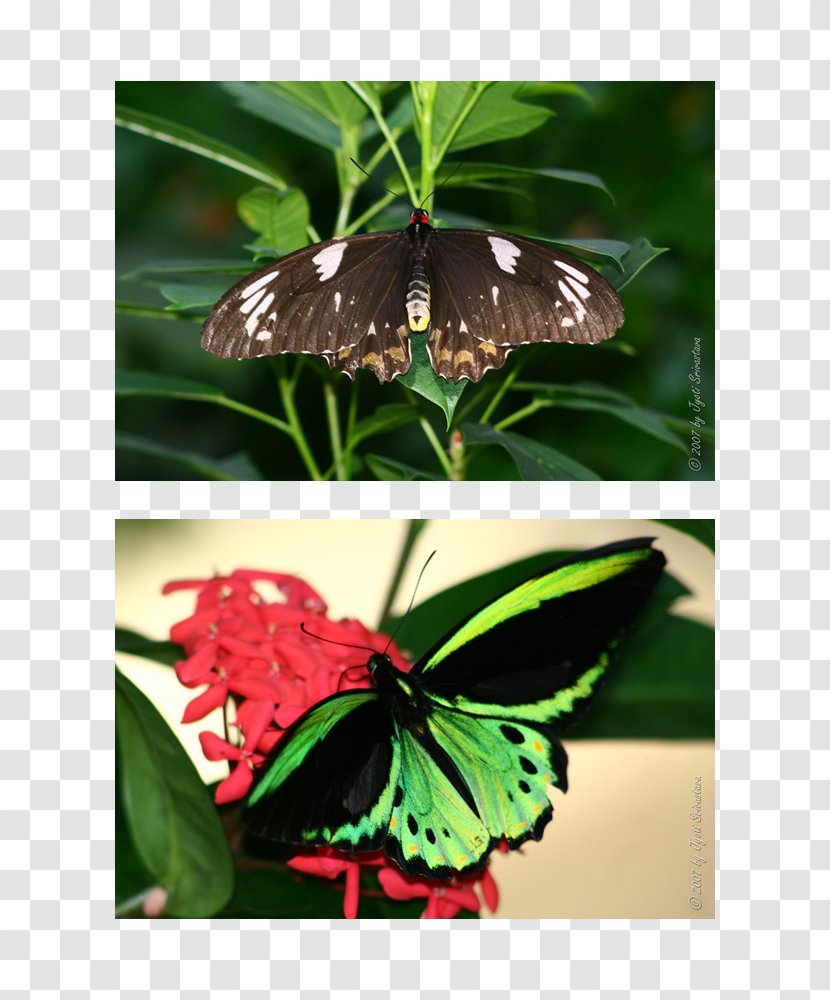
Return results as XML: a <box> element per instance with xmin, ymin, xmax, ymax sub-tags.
<box><xmin>426</xmin><ymin>229</ymin><xmax>624</xmax><ymax>381</ymax></box>
<box><xmin>242</xmin><ymin>690</ymin><xmax>399</xmax><ymax>853</ymax></box>
<box><xmin>201</xmin><ymin>232</ymin><xmax>413</xmax><ymax>380</ymax></box>
<box><xmin>403</xmin><ymin>539</ymin><xmax>665</xmax><ymax>858</ymax></box>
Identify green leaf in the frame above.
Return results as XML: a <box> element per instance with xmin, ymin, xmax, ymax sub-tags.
<box><xmin>116</xmin><ymin>431</ymin><xmax>263</xmax><ymax>481</ymax></box>
<box><xmin>364</xmin><ymin>454</ymin><xmax>443</xmax><ymax>481</ymax></box>
<box><xmin>120</xmin><ymin>260</ymin><xmax>257</xmax><ymax>282</ymax></box>
<box><xmin>115</xmin><ymin>103</ymin><xmax>287</xmax><ymax>189</ymax></box>
<box><xmin>445</xmin><ymin>82</ymin><xmax>555</xmax><ymax>152</ymax></box>
<box><xmin>116</xmin><ymin>369</ymin><xmax>228</xmax><ymax>401</ymax></box>
<box><xmin>158</xmin><ymin>283</ymin><xmax>229</xmax><ymax>311</ymax></box>
<box><xmin>461</xmin><ymin>423</ymin><xmax>600</xmax><ymax>481</ymax></box>
<box><xmin>441</xmin><ymin>162</ymin><xmax>614</xmax><ymax>202</ymax></box>
<box><xmin>612</xmin><ymin>237</ymin><xmax>670</xmax><ymax>291</ymax></box>
<box><xmin>348</xmin><ymin>403</ymin><xmax>421</xmax><ymax>449</ymax></box>
<box><xmin>222</xmin><ymin>82</ymin><xmax>345</xmax><ymax>150</ymax></box>
<box><xmin>398</xmin><ymin>337</ymin><xmax>466</xmax><ymax>428</ymax></box>
<box><xmin>237</xmin><ymin>187</ymin><xmax>310</xmax><ymax>253</ymax></box>
<box><xmin>522</xmin><ymin>383</ymin><xmax>686</xmax><ymax>453</ymax></box>
<box><xmin>657</xmin><ymin>519</ymin><xmax>716</xmax><ymax>553</ymax></box>
<box><xmin>115</xmin><ymin>669</ymin><xmax>235</xmax><ymax>916</ymax></box>
<box><xmin>115</xmin><ymin>627</ymin><xmax>181</xmax><ymax>667</ymax></box>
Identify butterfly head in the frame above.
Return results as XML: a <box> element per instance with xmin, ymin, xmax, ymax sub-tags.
<box><xmin>409</xmin><ymin>209</ymin><xmax>430</xmax><ymax>228</ymax></box>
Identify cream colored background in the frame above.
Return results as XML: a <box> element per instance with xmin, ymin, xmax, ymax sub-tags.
<box><xmin>116</xmin><ymin>518</ymin><xmax>715</xmax><ymax>918</ymax></box>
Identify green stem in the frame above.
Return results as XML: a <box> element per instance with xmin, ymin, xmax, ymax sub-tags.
<box><xmin>376</xmin><ymin>519</ymin><xmax>427</xmax><ymax>629</ymax></box>
<box><xmin>494</xmin><ymin>398</ymin><xmax>553</xmax><ymax>432</ymax></box>
<box><xmin>324</xmin><ymin>379</ymin><xmax>346</xmax><ymax>481</ymax></box>
<box><xmin>418</xmin><ymin>416</ymin><xmax>453</xmax><ymax>478</ymax></box>
<box><xmin>348</xmin><ymin>82</ymin><xmax>419</xmax><ymax>206</ymax></box>
<box><xmin>479</xmin><ymin>352</ymin><xmax>534</xmax><ymax>425</ymax></box>
<box><xmin>271</xmin><ymin>359</ymin><xmax>323</xmax><ymax>480</ymax></box>
<box><xmin>345</xmin><ymin>191</ymin><xmax>398</xmax><ymax>236</ymax></box>
<box><xmin>415</xmin><ymin>82</ymin><xmax>437</xmax><ymax>208</ymax></box>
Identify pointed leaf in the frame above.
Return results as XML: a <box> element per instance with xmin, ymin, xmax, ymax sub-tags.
<box><xmin>115</xmin><ymin>103</ymin><xmax>287</xmax><ymax>188</ymax></box>
<box><xmin>237</xmin><ymin>187</ymin><xmax>310</xmax><ymax>253</ymax></box>
<box><xmin>348</xmin><ymin>403</ymin><xmax>421</xmax><ymax>448</ymax></box>
<box><xmin>447</xmin><ymin>82</ymin><xmax>555</xmax><ymax>151</ymax></box>
<box><xmin>115</xmin><ymin>669</ymin><xmax>234</xmax><ymax>916</ymax></box>
<box><xmin>441</xmin><ymin>162</ymin><xmax>614</xmax><ymax>201</ymax></box>
<box><xmin>398</xmin><ymin>337</ymin><xmax>466</xmax><ymax>428</ymax></box>
<box><xmin>117</xmin><ymin>431</ymin><xmax>263</xmax><ymax>481</ymax></box>
<box><xmin>222</xmin><ymin>82</ymin><xmax>343</xmax><ymax>150</ymax></box>
<box><xmin>115</xmin><ymin>627</ymin><xmax>181</xmax><ymax>667</ymax></box>
<box><xmin>364</xmin><ymin>454</ymin><xmax>443</xmax><ymax>481</ymax></box>
<box><xmin>461</xmin><ymin>423</ymin><xmax>600</xmax><ymax>480</ymax></box>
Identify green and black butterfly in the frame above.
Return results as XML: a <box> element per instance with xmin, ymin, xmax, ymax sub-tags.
<box><xmin>243</xmin><ymin>538</ymin><xmax>666</xmax><ymax>879</ymax></box>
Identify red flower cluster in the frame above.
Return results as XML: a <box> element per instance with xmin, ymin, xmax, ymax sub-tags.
<box><xmin>165</xmin><ymin>568</ymin><xmax>499</xmax><ymax>919</ymax></box>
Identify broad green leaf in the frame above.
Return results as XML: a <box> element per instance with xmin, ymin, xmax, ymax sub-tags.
<box><xmin>398</xmin><ymin>337</ymin><xmax>467</xmax><ymax>428</ymax></box>
<box><xmin>522</xmin><ymin>383</ymin><xmax>686</xmax><ymax>453</ymax></box>
<box><xmin>461</xmin><ymin>423</ymin><xmax>600</xmax><ymax>481</ymax></box>
<box><xmin>349</xmin><ymin>403</ymin><xmax>421</xmax><ymax>449</ymax></box>
<box><xmin>364</xmin><ymin>454</ymin><xmax>443</xmax><ymax>481</ymax></box>
<box><xmin>611</xmin><ymin>237</ymin><xmax>670</xmax><ymax>291</ymax></box>
<box><xmin>117</xmin><ymin>431</ymin><xmax>263</xmax><ymax>481</ymax></box>
<box><xmin>222</xmin><ymin>82</ymin><xmax>343</xmax><ymax>150</ymax></box>
<box><xmin>566</xmin><ymin>613</ymin><xmax>715</xmax><ymax>740</ymax></box>
<box><xmin>518</xmin><ymin>82</ymin><xmax>591</xmax><ymax>102</ymax></box>
<box><xmin>447</xmin><ymin>82</ymin><xmax>555</xmax><ymax>152</ymax></box>
<box><xmin>270</xmin><ymin>81</ymin><xmax>368</xmax><ymax>128</ymax></box>
<box><xmin>440</xmin><ymin>162</ymin><xmax>614</xmax><ymax>201</ymax></box>
<box><xmin>115</xmin><ymin>669</ymin><xmax>234</xmax><ymax>916</ymax></box>
<box><xmin>159</xmin><ymin>283</ymin><xmax>228</xmax><ymax>311</ymax></box>
<box><xmin>115</xmin><ymin>103</ymin><xmax>287</xmax><ymax>189</ymax></box>
<box><xmin>116</xmin><ymin>369</ymin><xmax>227</xmax><ymax>401</ymax></box>
<box><xmin>657</xmin><ymin>519</ymin><xmax>716</xmax><ymax>553</ymax></box>
<box><xmin>237</xmin><ymin>187</ymin><xmax>310</xmax><ymax>253</ymax></box>
<box><xmin>115</xmin><ymin>627</ymin><xmax>182</xmax><ymax>667</ymax></box>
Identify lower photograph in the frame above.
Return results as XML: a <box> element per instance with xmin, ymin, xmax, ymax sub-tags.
<box><xmin>115</xmin><ymin>518</ymin><xmax>715</xmax><ymax>920</ymax></box>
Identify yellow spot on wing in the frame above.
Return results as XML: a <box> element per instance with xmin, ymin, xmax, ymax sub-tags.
<box><xmin>385</xmin><ymin>347</ymin><xmax>406</xmax><ymax>362</ymax></box>
<box><xmin>390</xmin><ymin>816</ymin><xmax>397</xmax><ymax>828</ymax></box>
<box><xmin>534</xmin><ymin>740</ymin><xmax>543</xmax><ymax>752</ymax></box>
<box><xmin>478</xmin><ymin>341</ymin><xmax>497</xmax><ymax>356</ymax></box>
<box><xmin>408</xmin><ymin>844</ymin><xmax>418</xmax><ymax>854</ymax></box>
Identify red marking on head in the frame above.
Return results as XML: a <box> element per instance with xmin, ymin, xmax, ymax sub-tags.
<box><xmin>410</xmin><ymin>209</ymin><xmax>430</xmax><ymax>226</ymax></box>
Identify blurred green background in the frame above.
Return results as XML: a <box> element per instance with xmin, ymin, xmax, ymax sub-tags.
<box><xmin>116</xmin><ymin>82</ymin><xmax>714</xmax><ymax>481</ymax></box>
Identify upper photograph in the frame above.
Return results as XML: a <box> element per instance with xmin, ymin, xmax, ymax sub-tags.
<box><xmin>116</xmin><ymin>82</ymin><xmax>714</xmax><ymax>482</ymax></box>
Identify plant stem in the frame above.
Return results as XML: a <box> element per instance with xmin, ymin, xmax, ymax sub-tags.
<box><xmin>271</xmin><ymin>359</ymin><xmax>323</xmax><ymax>480</ymax></box>
<box><xmin>479</xmin><ymin>353</ymin><xmax>533</xmax><ymax>425</ymax></box>
<box><xmin>415</xmin><ymin>82</ymin><xmax>437</xmax><ymax>208</ymax></box>
<box><xmin>347</xmin><ymin>82</ymin><xmax>419</xmax><ymax>206</ymax></box>
<box><xmin>494</xmin><ymin>398</ymin><xmax>553</xmax><ymax>432</ymax></box>
<box><xmin>418</xmin><ymin>416</ymin><xmax>454</xmax><ymax>478</ymax></box>
<box><xmin>323</xmin><ymin>379</ymin><xmax>346</xmax><ymax>481</ymax></box>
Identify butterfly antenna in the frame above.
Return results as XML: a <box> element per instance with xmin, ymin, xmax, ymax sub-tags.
<box><xmin>299</xmin><ymin>621</ymin><xmax>377</xmax><ymax>655</ymax></box>
<box><xmin>383</xmin><ymin>550</ymin><xmax>437</xmax><ymax>655</ymax></box>
<box><xmin>419</xmin><ymin>154</ymin><xmax>469</xmax><ymax>210</ymax></box>
<box><xmin>349</xmin><ymin>157</ymin><xmax>407</xmax><ymax>205</ymax></box>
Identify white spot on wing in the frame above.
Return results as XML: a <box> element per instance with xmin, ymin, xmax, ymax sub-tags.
<box><xmin>492</xmin><ymin>285</ymin><xmax>500</xmax><ymax>306</ymax></box>
<box><xmin>334</xmin><ymin>291</ymin><xmax>341</xmax><ymax>313</ymax></box>
<box><xmin>239</xmin><ymin>288</ymin><xmax>266</xmax><ymax>314</ymax></box>
<box><xmin>245</xmin><ymin>291</ymin><xmax>275</xmax><ymax>335</ymax></box>
<box><xmin>240</xmin><ymin>271</ymin><xmax>279</xmax><ymax>299</ymax></box>
<box><xmin>566</xmin><ymin>275</ymin><xmax>591</xmax><ymax>300</ymax></box>
<box><xmin>555</xmin><ymin>260</ymin><xmax>589</xmax><ymax>283</ymax></box>
<box><xmin>558</xmin><ymin>279</ymin><xmax>586</xmax><ymax>322</ymax></box>
<box><xmin>313</xmin><ymin>242</ymin><xmax>348</xmax><ymax>281</ymax></box>
<box><xmin>561</xmin><ymin>317</ymin><xmax>574</xmax><ymax>328</ymax></box>
<box><xmin>488</xmin><ymin>237</ymin><xmax>521</xmax><ymax>275</ymax></box>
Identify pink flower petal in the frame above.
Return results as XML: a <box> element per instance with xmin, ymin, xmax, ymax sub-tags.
<box><xmin>181</xmin><ymin>680</ymin><xmax>229</xmax><ymax>723</ymax></box>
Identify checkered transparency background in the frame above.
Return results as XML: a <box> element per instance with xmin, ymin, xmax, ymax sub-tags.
<box><xmin>0</xmin><ymin>0</ymin><xmax>825</xmax><ymax>995</ymax></box>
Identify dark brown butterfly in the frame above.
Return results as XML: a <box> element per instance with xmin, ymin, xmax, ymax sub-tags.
<box><xmin>201</xmin><ymin>209</ymin><xmax>624</xmax><ymax>383</ymax></box>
